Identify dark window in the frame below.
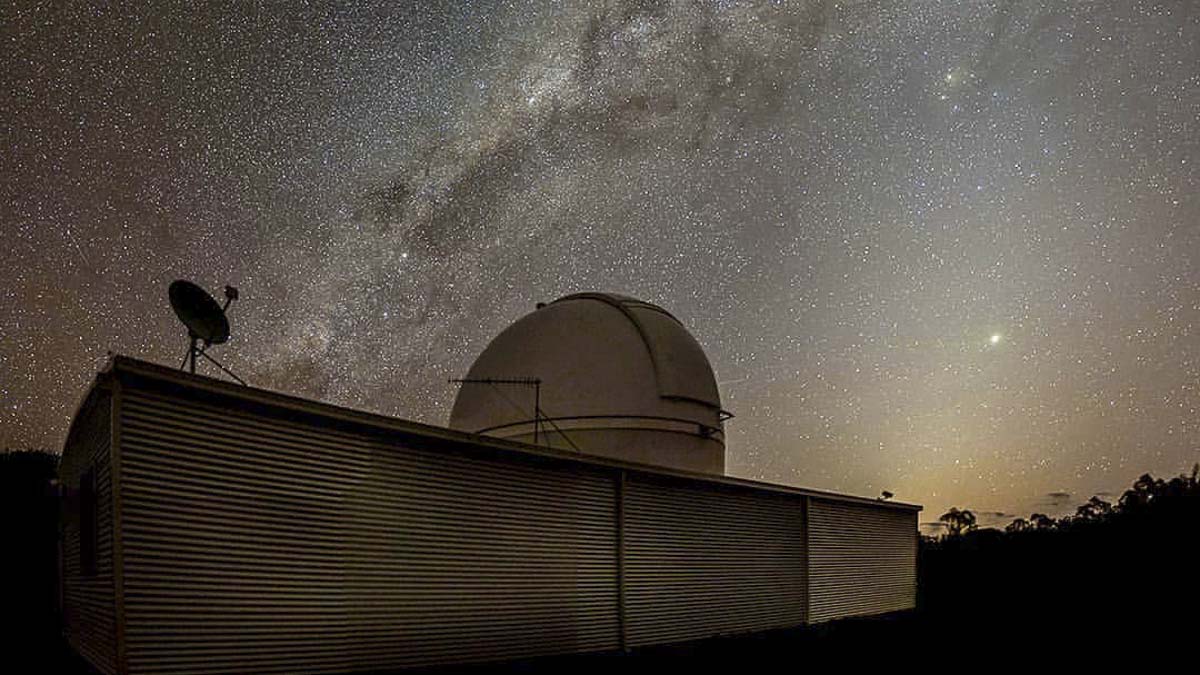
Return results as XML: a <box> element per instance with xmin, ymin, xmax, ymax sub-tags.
<box><xmin>79</xmin><ymin>466</ymin><xmax>97</xmax><ymax>577</ymax></box>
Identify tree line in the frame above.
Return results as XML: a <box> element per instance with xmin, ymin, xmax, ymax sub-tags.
<box><xmin>919</xmin><ymin>463</ymin><xmax>1199</xmax><ymax>656</ymax></box>
<box><xmin>935</xmin><ymin>463</ymin><xmax>1200</xmax><ymax>538</ymax></box>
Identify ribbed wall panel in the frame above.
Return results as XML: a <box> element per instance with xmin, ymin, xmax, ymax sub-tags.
<box><xmin>118</xmin><ymin>389</ymin><xmax>619</xmax><ymax>674</ymax></box>
<box><xmin>61</xmin><ymin>390</ymin><xmax>118</xmax><ymax>675</ymax></box>
<box><xmin>807</xmin><ymin>499</ymin><xmax>917</xmax><ymax>623</ymax></box>
<box><xmin>55</xmin><ymin>359</ymin><xmax>923</xmax><ymax>673</ymax></box>
<box><xmin>624</xmin><ymin>475</ymin><xmax>806</xmax><ymax>646</ymax></box>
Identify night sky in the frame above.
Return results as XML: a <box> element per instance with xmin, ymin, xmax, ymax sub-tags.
<box><xmin>3</xmin><ymin>1</ymin><xmax>1197</xmax><ymax>531</ymax></box>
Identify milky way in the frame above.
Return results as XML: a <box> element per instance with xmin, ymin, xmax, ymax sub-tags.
<box><xmin>3</xmin><ymin>1</ymin><xmax>1198</xmax><ymax>529</ymax></box>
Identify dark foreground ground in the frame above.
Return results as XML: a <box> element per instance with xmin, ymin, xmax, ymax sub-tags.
<box><xmin>23</xmin><ymin>616</ymin><xmax>918</xmax><ymax>675</ymax></box>
<box><xmin>26</xmin><ymin>605</ymin><xmax>1193</xmax><ymax>675</ymax></box>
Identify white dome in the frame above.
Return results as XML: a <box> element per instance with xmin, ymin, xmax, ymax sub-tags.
<box><xmin>448</xmin><ymin>293</ymin><xmax>726</xmax><ymax>474</ymax></box>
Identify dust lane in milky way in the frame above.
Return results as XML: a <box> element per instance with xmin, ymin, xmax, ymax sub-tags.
<box><xmin>2</xmin><ymin>1</ymin><xmax>1197</xmax><ymax>529</ymax></box>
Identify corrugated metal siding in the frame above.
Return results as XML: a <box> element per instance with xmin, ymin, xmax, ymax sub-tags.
<box><xmin>61</xmin><ymin>389</ymin><xmax>118</xmax><ymax>675</ymax></box>
<box><xmin>55</xmin><ymin>359</ymin><xmax>922</xmax><ymax>672</ymax></box>
<box><xmin>623</xmin><ymin>475</ymin><xmax>807</xmax><ymax>646</ymax></box>
<box><xmin>117</xmin><ymin>388</ymin><xmax>619</xmax><ymax>674</ymax></box>
<box><xmin>807</xmin><ymin>499</ymin><xmax>917</xmax><ymax>623</ymax></box>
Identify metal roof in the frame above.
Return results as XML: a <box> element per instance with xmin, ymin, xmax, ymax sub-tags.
<box><xmin>93</xmin><ymin>355</ymin><xmax>920</xmax><ymax>512</ymax></box>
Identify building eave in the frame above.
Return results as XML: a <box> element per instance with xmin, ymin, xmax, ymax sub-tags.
<box><xmin>106</xmin><ymin>354</ymin><xmax>922</xmax><ymax>513</ymax></box>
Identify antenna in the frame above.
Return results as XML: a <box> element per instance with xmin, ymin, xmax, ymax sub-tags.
<box><xmin>449</xmin><ymin>377</ymin><xmax>586</xmax><ymax>454</ymax></box>
<box><xmin>450</xmin><ymin>377</ymin><xmax>542</xmax><ymax>443</ymax></box>
<box><xmin>169</xmin><ymin>280</ymin><xmax>246</xmax><ymax>385</ymax></box>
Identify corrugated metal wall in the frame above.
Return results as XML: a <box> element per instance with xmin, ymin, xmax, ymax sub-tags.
<box><xmin>623</xmin><ymin>475</ymin><xmax>807</xmax><ymax>646</ymax></box>
<box><xmin>806</xmin><ymin>499</ymin><xmax>917</xmax><ymax>623</ymax></box>
<box><xmin>68</xmin><ymin>363</ymin><xmax>920</xmax><ymax>674</ymax></box>
<box><xmin>118</xmin><ymin>387</ymin><xmax>619</xmax><ymax>674</ymax></box>
<box><xmin>61</xmin><ymin>389</ymin><xmax>118</xmax><ymax>675</ymax></box>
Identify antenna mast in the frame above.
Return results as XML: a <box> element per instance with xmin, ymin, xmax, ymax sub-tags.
<box><xmin>169</xmin><ymin>280</ymin><xmax>246</xmax><ymax>386</ymax></box>
<box><xmin>449</xmin><ymin>377</ymin><xmax>542</xmax><ymax>444</ymax></box>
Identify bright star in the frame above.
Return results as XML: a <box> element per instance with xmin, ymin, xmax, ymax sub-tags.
<box><xmin>990</xmin><ymin>334</ymin><xmax>1002</xmax><ymax>345</ymax></box>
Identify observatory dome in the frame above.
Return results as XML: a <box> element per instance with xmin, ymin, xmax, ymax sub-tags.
<box><xmin>449</xmin><ymin>293</ymin><xmax>727</xmax><ymax>474</ymax></box>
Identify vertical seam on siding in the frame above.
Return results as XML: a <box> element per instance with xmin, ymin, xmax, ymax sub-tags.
<box><xmin>802</xmin><ymin>495</ymin><xmax>811</xmax><ymax>625</ymax></box>
<box><xmin>913</xmin><ymin>511</ymin><xmax>920</xmax><ymax>608</ymax></box>
<box><xmin>617</xmin><ymin>469</ymin><xmax>627</xmax><ymax>652</ymax></box>
<box><xmin>110</xmin><ymin>380</ymin><xmax>127</xmax><ymax>675</ymax></box>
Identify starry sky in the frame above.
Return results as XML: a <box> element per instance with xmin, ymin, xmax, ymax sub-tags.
<box><xmin>3</xmin><ymin>1</ymin><xmax>1198</xmax><ymax>532</ymax></box>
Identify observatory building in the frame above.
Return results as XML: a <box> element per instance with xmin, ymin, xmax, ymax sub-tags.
<box><xmin>59</xmin><ymin>291</ymin><xmax>920</xmax><ymax>675</ymax></box>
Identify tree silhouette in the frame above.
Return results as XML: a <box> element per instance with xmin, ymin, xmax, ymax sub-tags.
<box><xmin>938</xmin><ymin>507</ymin><xmax>977</xmax><ymax>537</ymax></box>
<box><xmin>1075</xmin><ymin>496</ymin><xmax>1113</xmax><ymax>521</ymax></box>
<box><xmin>1030</xmin><ymin>512</ymin><xmax>1056</xmax><ymax>530</ymax></box>
<box><xmin>925</xmin><ymin>466</ymin><xmax>1200</xmax><ymax>661</ymax></box>
<box><xmin>1005</xmin><ymin>517</ymin><xmax>1032</xmax><ymax>534</ymax></box>
<box><xmin>1115</xmin><ymin>467</ymin><xmax>1200</xmax><ymax>512</ymax></box>
<box><xmin>1119</xmin><ymin>473</ymin><xmax>1160</xmax><ymax>511</ymax></box>
<box><xmin>1</xmin><ymin>449</ymin><xmax>61</xmax><ymax>664</ymax></box>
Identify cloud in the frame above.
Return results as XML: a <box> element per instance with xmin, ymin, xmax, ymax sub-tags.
<box><xmin>1030</xmin><ymin>491</ymin><xmax>1075</xmax><ymax>515</ymax></box>
<box><xmin>973</xmin><ymin>510</ymin><xmax>1016</xmax><ymax>528</ymax></box>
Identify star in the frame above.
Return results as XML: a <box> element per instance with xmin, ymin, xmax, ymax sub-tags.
<box><xmin>2</xmin><ymin>0</ymin><xmax>1196</xmax><ymax>528</ymax></box>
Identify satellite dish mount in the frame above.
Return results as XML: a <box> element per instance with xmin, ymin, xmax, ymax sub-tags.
<box><xmin>169</xmin><ymin>280</ymin><xmax>246</xmax><ymax>385</ymax></box>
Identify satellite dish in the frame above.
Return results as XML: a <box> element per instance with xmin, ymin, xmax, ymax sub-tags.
<box><xmin>169</xmin><ymin>280</ymin><xmax>230</xmax><ymax>345</ymax></box>
<box><xmin>168</xmin><ymin>280</ymin><xmax>245</xmax><ymax>385</ymax></box>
